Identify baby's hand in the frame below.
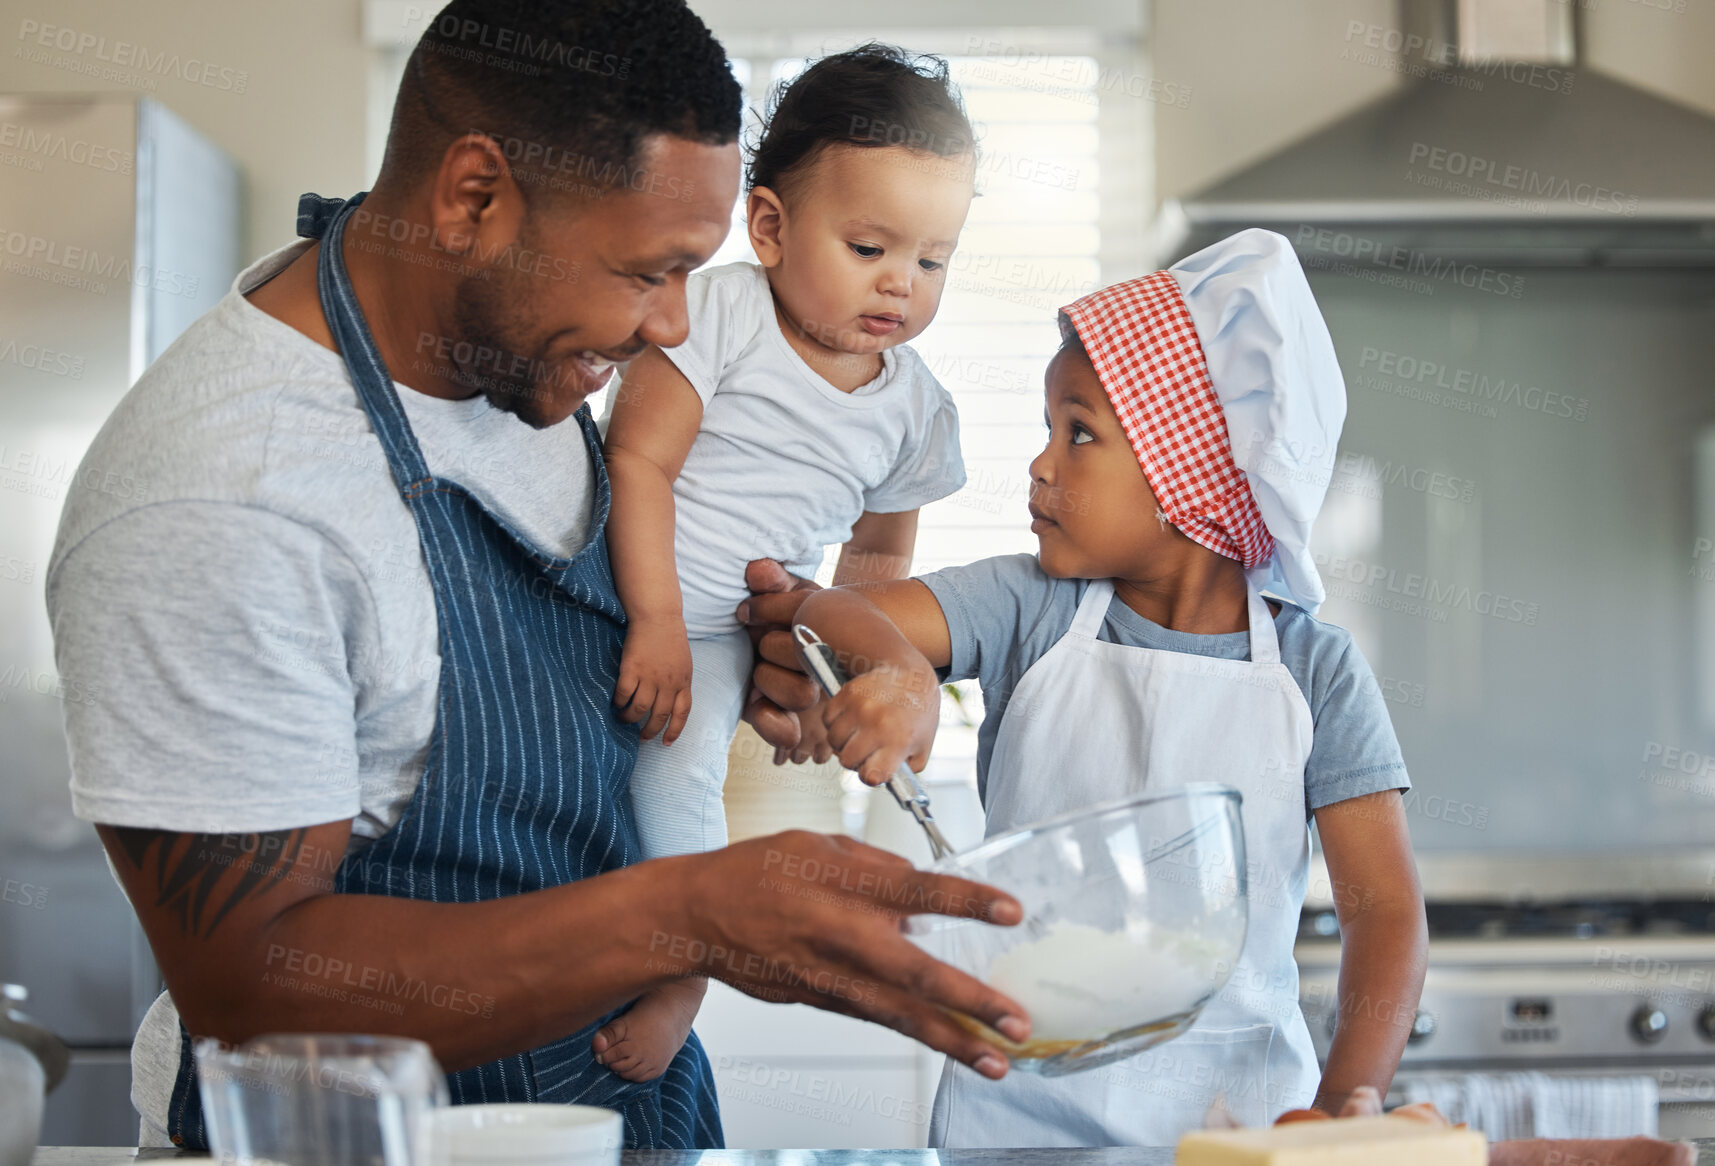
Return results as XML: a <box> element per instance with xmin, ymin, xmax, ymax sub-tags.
<box><xmin>822</xmin><ymin>659</ymin><xmax>940</xmax><ymax>786</ymax></box>
<box><xmin>615</xmin><ymin>616</ymin><xmax>693</xmax><ymax>743</ymax></box>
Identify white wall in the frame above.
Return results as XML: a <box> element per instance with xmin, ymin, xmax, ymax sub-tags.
<box><xmin>1149</xmin><ymin>0</ymin><xmax>1405</xmax><ymax>205</ymax></box>
<box><xmin>6</xmin><ymin>0</ymin><xmax>1711</xmax><ymax>266</ymax></box>
<box><xmin>1</xmin><ymin>0</ymin><xmax>371</xmax><ymax>263</ymax></box>
<box><xmin>1146</xmin><ymin>0</ymin><xmax>1715</xmax><ymax>208</ymax></box>
<box><xmin>1584</xmin><ymin>0</ymin><xmax>1715</xmax><ymax>118</ymax></box>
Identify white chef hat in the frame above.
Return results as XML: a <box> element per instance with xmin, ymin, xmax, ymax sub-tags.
<box><xmin>1059</xmin><ymin>228</ymin><xmax>1346</xmax><ymax>613</ymax></box>
<box><xmin>1167</xmin><ymin>228</ymin><xmax>1347</xmax><ymax>613</ymax></box>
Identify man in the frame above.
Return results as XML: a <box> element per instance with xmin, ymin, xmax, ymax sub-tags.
<box><xmin>46</xmin><ymin>0</ymin><xmax>1028</xmax><ymax>1148</ymax></box>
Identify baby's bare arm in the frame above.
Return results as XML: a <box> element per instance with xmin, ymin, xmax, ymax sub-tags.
<box><xmin>1310</xmin><ymin>790</ymin><xmax>1427</xmax><ymax>1114</ymax></box>
<box><xmin>834</xmin><ymin>509</ymin><xmax>920</xmax><ymax>587</ymax></box>
<box><xmin>605</xmin><ymin>348</ymin><xmax>704</xmax><ymax>626</ymax></box>
<box><xmin>606</xmin><ymin>350</ymin><xmax>706</xmax><ymax>739</ymax></box>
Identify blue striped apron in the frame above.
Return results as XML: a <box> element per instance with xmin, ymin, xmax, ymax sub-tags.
<box><xmin>166</xmin><ymin>191</ymin><xmax>723</xmax><ymax>1150</ymax></box>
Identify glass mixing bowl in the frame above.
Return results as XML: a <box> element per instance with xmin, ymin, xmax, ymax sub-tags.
<box><xmin>909</xmin><ymin>783</ymin><xmax>1247</xmax><ymax>1076</ymax></box>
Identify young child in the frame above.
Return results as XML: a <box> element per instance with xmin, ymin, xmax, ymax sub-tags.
<box><xmin>773</xmin><ymin>229</ymin><xmax>1429</xmax><ymax>1146</ymax></box>
<box><xmin>590</xmin><ymin>46</ymin><xmax>978</xmax><ymax>1080</ymax></box>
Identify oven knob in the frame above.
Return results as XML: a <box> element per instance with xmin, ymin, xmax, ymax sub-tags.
<box><xmin>1631</xmin><ymin>1006</ymin><xmax>1669</xmax><ymax>1044</ymax></box>
<box><xmin>1698</xmin><ymin>1007</ymin><xmax>1715</xmax><ymax>1041</ymax></box>
<box><xmin>1408</xmin><ymin>1010</ymin><xmax>1436</xmax><ymax>1045</ymax></box>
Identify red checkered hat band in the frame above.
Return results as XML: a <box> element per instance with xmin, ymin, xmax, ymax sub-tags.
<box><xmin>1060</xmin><ymin>272</ymin><xmax>1275</xmax><ymax>570</ymax></box>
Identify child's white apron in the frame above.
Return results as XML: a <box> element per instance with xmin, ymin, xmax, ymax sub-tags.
<box><xmin>929</xmin><ymin>578</ymin><xmax>1320</xmax><ymax>1147</ymax></box>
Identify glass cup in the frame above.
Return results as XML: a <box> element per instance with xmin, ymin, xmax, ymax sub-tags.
<box><xmin>194</xmin><ymin>1033</ymin><xmax>448</xmax><ymax>1165</ymax></box>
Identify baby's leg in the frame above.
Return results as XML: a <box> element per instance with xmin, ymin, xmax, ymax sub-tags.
<box><xmin>591</xmin><ymin>976</ymin><xmax>708</xmax><ymax>1082</ymax></box>
<box><xmin>600</xmin><ymin>630</ymin><xmax>749</xmax><ymax>1079</ymax></box>
<box><xmin>627</xmin><ymin>628</ymin><xmax>751</xmax><ymax>859</ymax></box>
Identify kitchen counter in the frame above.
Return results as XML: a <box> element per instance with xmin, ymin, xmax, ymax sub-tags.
<box><xmin>27</xmin><ymin>1153</ymin><xmax>1187</xmax><ymax>1164</ymax></box>
<box><xmin>26</xmin><ymin>1147</ymin><xmax>1715</xmax><ymax>1165</ymax></box>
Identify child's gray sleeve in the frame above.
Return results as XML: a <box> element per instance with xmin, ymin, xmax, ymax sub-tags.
<box><xmin>916</xmin><ymin>554</ymin><xmax>1073</xmax><ymax>699</ymax></box>
<box><xmin>1303</xmin><ymin>636</ymin><xmax>1412</xmax><ymax>815</ymax></box>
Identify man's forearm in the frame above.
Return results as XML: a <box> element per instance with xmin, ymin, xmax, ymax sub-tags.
<box><xmin>111</xmin><ymin>820</ymin><xmax>695</xmax><ymax>1074</ymax></box>
<box><xmin>1313</xmin><ymin>902</ymin><xmax>1428</xmax><ymax>1111</ymax></box>
<box><xmin>109</xmin><ymin>823</ymin><xmax>1038</xmax><ymax>1082</ymax></box>
<box><xmin>605</xmin><ymin>448</ymin><xmax>685</xmax><ymax>622</ymax></box>
<box><xmin>260</xmin><ymin>861</ymin><xmax>702</xmax><ymax>1070</ymax></box>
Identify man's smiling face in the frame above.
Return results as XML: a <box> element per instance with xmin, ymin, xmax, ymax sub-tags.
<box><xmin>450</xmin><ymin>133</ymin><xmax>740</xmax><ymax>428</ymax></box>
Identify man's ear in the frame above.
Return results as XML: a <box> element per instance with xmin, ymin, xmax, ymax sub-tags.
<box><xmin>429</xmin><ymin>132</ymin><xmax>525</xmax><ymax>259</ymax></box>
<box><xmin>747</xmin><ymin>186</ymin><xmax>787</xmax><ymax>268</ymax></box>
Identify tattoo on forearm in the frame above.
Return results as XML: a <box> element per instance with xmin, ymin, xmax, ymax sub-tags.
<box><xmin>110</xmin><ymin>828</ymin><xmax>308</xmax><ymax>938</ymax></box>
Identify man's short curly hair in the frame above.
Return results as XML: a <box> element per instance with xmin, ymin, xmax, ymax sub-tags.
<box><xmin>381</xmin><ymin>0</ymin><xmax>742</xmax><ymax>203</ymax></box>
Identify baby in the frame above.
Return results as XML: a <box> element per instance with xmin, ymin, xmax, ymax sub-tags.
<box><xmin>760</xmin><ymin>230</ymin><xmax>1429</xmax><ymax>1145</ymax></box>
<box><xmin>591</xmin><ymin>44</ymin><xmax>979</xmax><ymax>1079</ymax></box>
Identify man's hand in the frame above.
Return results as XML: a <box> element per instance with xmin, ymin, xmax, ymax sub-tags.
<box><xmin>614</xmin><ymin>614</ymin><xmax>694</xmax><ymax>743</ymax></box>
<box><xmin>666</xmin><ymin>830</ymin><xmax>1031</xmax><ymax>1079</ymax></box>
<box><xmin>776</xmin><ymin>693</ymin><xmax>835</xmax><ymax>767</ymax></box>
<box><xmin>737</xmin><ymin>558</ymin><xmax>821</xmax><ymax>754</ymax></box>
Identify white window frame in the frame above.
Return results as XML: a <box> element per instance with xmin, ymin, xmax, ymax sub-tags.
<box><xmin>361</xmin><ymin>1</ymin><xmax>1155</xmax><ymax>279</ymax></box>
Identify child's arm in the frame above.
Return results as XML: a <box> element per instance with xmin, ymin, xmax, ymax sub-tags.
<box><xmin>791</xmin><ymin>581</ymin><xmax>952</xmax><ymax>785</ymax></box>
<box><xmin>603</xmin><ymin>348</ymin><xmax>705</xmax><ymax>743</ymax></box>
<box><xmin>1309</xmin><ymin>790</ymin><xmax>1428</xmax><ymax>1114</ymax></box>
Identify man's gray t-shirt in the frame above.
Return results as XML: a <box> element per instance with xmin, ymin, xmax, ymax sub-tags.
<box><xmin>918</xmin><ymin>554</ymin><xmax>1410</xmax><ymax>818</ymax></box>
<box><xmin>46</xmin><ymin>240</ymin><xmax>597</xmax><ymax>1144</ymax></box>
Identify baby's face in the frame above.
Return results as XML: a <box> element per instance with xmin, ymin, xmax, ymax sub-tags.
<box><xmin>1028</xmin><ymin>347</ymin><xmax>1166</xmax><ymax>579</ymax></box>
<box><xmin>758</xmin><ymin>143</ymin><xmax>974</xmax><ymax>359</ymax></box>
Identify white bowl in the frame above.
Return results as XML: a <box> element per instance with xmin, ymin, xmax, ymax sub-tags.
<box><xmin>428</xmin><ymin>1103</ymin><xmax>621</xmax><ymax>1165</ymax></box>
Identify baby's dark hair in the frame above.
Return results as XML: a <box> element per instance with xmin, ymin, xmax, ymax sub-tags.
<box><xmin>747</xmin><ymin>43</ymin><xmax>975</xmax><ymax>199</ymax></box>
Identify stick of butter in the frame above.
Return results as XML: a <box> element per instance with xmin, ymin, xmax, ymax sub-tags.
<box><xmin>1177</xmin><ymin>1115</ymin><xmax>1488</xmax><ymax>1164</ymax></box>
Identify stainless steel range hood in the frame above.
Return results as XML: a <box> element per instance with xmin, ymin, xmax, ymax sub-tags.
<box><xmin>1169</xmin><ymin>0</ymin><xmax>1715</xmax><ymax>264</ymax></box>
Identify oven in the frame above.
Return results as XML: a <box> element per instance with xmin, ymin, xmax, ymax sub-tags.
<box><xmin>1297</xmin><ymin>852</ymin><xmax>1715</xmax><ymax>1140</ymax></box>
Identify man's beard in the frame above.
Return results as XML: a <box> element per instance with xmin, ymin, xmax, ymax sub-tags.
<box><xmin>447</xmin><ymin>268</ymin><xmax>565</xmax><ymax>429</ymax></box>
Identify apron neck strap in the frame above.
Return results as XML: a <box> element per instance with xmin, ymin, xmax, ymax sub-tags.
<box><xmin>1069</xmin><ymin>578</ymin><xmax>1115</xmax><ymax>637</ymax></box>
<box><xmin>298</xmin><ymin>191</ymin><xmax>435</xmax><ymax>494</ymax></box>
<box><xmin>1074</xmin><ymin>576</ymin><xmax>1282</xmax><ymax>665</ymax></box>
<box><xmin>1246</xmin><ymin>584</ymin><xmax>1282</xmax><ymax>665</ymax></box>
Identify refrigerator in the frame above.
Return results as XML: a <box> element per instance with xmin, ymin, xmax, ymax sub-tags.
<box><xmin>0</xmin><ymin>92</ymin><xmax>239</xmax><ymax>1144</ymax></box>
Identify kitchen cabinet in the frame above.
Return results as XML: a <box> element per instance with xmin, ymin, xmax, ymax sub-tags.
<box><xmin>695</xmin><ymin>980</ymin><xmax>942</xmax><ymax>1149</ymax></box>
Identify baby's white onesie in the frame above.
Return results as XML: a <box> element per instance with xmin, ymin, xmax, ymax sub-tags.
<box><xmin>606</xmin><ymin>260</ymin><xmax>966</xmax><ymax>857</ymax></box>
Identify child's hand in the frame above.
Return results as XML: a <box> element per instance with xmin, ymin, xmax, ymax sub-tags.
<box><xmin>821</xmin><ymin>657</ymin><xmax>939</xmax><ymax>785</ymax></box>
<box><xmin>615</xmin><ymin>616</ymin><xmax>693</xmax><ymax>743</ymax></box>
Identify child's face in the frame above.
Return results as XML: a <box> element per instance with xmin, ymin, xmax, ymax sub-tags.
<box><xmin>749</xmin><ymin>143</ymin><xmax>974</xmax><ymax>362</ymax></box>
<box><xmin>1029</xmin><ymin>346</ymin><xmax>1171</xmax><ymax>579</ymax></box>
